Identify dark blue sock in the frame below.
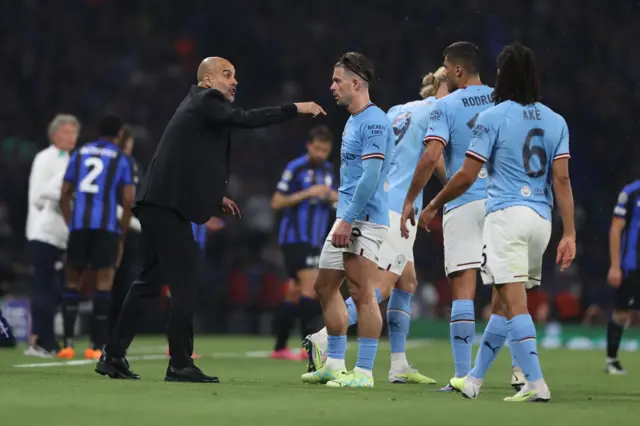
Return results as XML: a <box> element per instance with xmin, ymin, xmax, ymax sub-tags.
<box><xmin>61</xmin><ymin>289</ymin><xmax>81</xmax><ymax>348</ymax></box>
<box><xmin>450</xmin><ymin>299</ymin><xmax>475</xmax><ymax>377</ymax></box>
<box><xmin>387</xmin><ymin>288</ymin><xmax>412</xmax><ymax>354</ymax></box>
<box><xmin>508</xmin><ymin>314</ymin><xmax>543</xmax><ymax>382</ymax></box>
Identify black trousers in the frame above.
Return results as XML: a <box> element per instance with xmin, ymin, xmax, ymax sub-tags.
<box><xmin>105</xmin><ymin>204</ymin><xmax>201</xmax><ymax>368</ymax></box>
<box><xmin>29</xmin><ymin>241</ymin><xmax>65</xmax><ymax>352</ymax></box>
<box><xmin>107</xmin><ymin>231</ymin><xmax>143</xmax><ymax>348</ymax></box>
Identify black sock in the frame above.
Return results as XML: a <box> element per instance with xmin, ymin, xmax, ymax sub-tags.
<box><xmin>299</xmin><ymin>296</ymin><xmax>321</xmax><ymax>340</ymax></box>
<box><xmin>91</xmin><ymin>291</ymin><xmax>112</xmax><ymax>350</ymax></box>
<box><xmin>607</xmin><ymin>319</ymin><xmax>624</xmax><ymax>359</ymax></box>
<box><xmin>61</xmin><ymin>289</ymin><xmax>80</xmax><ymax>348</ymax></box>
<box><xmin>274</xmin><ymin>301</ymin><xmax>297</xmax><ymax>351</ymax></box>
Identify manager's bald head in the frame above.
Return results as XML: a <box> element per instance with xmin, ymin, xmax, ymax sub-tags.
<box><xmin>197</xmin><ymin>57</ymin><xmax>238</xmax><ymax>102</ymax></box>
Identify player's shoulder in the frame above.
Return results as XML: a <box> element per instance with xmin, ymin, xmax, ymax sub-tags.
<box><xmin>285</xmin><ymin>154</ymin><xmax>310</xmax><ymax>171</ymax></box>
<box><xmin>621</xmin><ymin>180</ymin><xmax>640</xmax><ymax>196</ymax></box>
<box><xmin>478</xmin><ymin>101</ymin><xmax>513</xmax><ymax>120</ymax></box>
<box><xmin>33</xmin><ymin>145</ymin><xmax>56</xmax><ymax>162</ymax></box>
<box><xmin>323</xmin><ymin>160</ymin><xmax>334</xmax><ymax>171</ymax></box>
<box><xmin>360</xmin><ymin>104</ymin><xmax>391</xmax><ymax>123</ymax></box>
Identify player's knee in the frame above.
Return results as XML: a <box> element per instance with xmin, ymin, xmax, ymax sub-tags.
<box><xmin>612</xmin><ymin>309</ymin><xmax>630</xmax><ymax>325</ymax></box>
<box><xmin>396</xmin><ymin>276</ymin><xmax>417</xmax><ymax>294</ymax></box>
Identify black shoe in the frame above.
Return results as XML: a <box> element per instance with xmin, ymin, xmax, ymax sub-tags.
<box><xmin>165</xmin><ymin>364</ymin><xmax>220</xmax><ymax>383</ymax></box>
<box><xmin>95</xmin><ymin>353</ymin><xmax>140</xmax><ymax>379</ymax></box>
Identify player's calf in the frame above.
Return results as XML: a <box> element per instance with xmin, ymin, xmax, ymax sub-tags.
<box><xmin>605</xmin><ymin>309</ymin><xmax>629</xmax><ymax>374</ymax></box>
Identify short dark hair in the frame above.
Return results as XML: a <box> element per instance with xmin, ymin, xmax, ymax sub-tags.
<box><xmin>308</xmin><ymin>125</ymin><xmax>333</xmax><ymax>143</ymax></box>
<box><xmin>443</xmin><ymin>41</ymin><xmax>481</xmax><ymax>75</ymax></box>
<box><xmin>99</xmin><ymin>115</ymin><xmax>124</xmax><ymax>138</ymax></box>
<box><xmin>335</xmin><ymin>52</ymin><xmax>375</xmax><ymax>84</ymax></box>
<box><xmin>493</xmin><ymin>42</ymin><xmax>541</xmax><ymax>106</ymax></box>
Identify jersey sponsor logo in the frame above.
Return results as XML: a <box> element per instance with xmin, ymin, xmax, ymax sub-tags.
<box><xmin>429</xmin><ymin>108</ymin><xmax>443</xmax><ymax>122</ymax></box>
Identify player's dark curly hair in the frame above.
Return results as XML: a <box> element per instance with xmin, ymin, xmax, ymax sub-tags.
<box><xmin>492</xmin><ymin>42</ymin><xmax>541</xmax><ymax>106</ymax></box>
<box><xmin>335</xmin><ymin>52</ymin><xmax>375</xmax><ymax>85</ymax></box>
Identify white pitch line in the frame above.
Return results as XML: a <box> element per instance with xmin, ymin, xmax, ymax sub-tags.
<box><xmin>12</xmin><ymin>340</ymin><xmax>431</xmax><ymax>369</ymax></box>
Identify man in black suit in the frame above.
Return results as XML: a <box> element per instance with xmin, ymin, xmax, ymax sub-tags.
<box><xmin>96</xmin><ymin>57</ymin><xmax>326</xmax><ymax>383</ymax></box>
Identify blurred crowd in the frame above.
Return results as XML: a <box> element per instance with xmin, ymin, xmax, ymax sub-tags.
<box><xmin>1</xmin><ymin>0</ymin><xmax>638</xmax><ymax>329</ymax></box>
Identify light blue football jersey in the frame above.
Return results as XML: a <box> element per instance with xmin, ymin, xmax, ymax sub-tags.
<box><xmin>386</xmin><ymin>96</ymin><xmax>438</xmax><ymax>216</ymax></box>
<box><xmin>337</xmin><ymin>103</ymin><xmax>394</xmax><ymax>226</ymax></box>
<box><xmin>466</xmin><ymin>101</ymin><xmax>570</xmax><ymax>221</ymax></box>
<box><xmin>425</xmin><ymin>85</ymin><xmax>494</xmax><ymax>213</ymax></box>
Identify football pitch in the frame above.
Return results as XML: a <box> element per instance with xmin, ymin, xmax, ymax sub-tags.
<box><xmin>1</xmin><ymin>336</ymin><xmax>638</xmax><ymax>426</ymax></box>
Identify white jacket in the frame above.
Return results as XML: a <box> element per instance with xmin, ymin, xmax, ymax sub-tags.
<box><xmin>26</xmin><ymin>146</ymin><xmax>70</xmax><ymax>249</ymax></box>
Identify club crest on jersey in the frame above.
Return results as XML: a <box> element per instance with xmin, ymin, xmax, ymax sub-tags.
<box><xmin>521</xmin><ymin>185</ymin><xmax>532</xmax><ymax>197</ymax></box>
<box><xmin>384</xmin><ymin>180</ymin><xmax>390</xmax><ymax>192</ymax></box>
<box><xmin>395</xmin><ymin>254</ymin><xmax>406</xmax><ymax>267</ymax></box>
<box><xmin>392</xmin><ymin>112</ymin><xmax>412</xmax><ymax>145</ymax></box>
<box><xmin>478</xmin><ymin>168</ymin><xmax>488</xmax><ymax>179</ymax></box>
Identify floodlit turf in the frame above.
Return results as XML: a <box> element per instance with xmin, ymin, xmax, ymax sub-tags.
<box><xmin>1</xmin><ymin>336</ymin><xmax>639</xmax><ymax>426</ymax></box>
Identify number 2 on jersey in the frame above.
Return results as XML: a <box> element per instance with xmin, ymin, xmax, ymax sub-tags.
<box><xmin>79</xmin><ymin>157</ymin><xmax>104</xmax><ymax>194</ymax></box>
<box><xmin>522</xmin><ymin>128</ymin><xmax>547</xmax><ymax>178</ymax></box>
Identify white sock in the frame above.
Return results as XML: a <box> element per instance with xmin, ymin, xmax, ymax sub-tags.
<box><xmin>312</xmin><ymin>328</ymin><xmax>329</xmax><ymax>351</ymax></box>
<box><xmin>354</xmin><ymin>366</ymin><xmax>373</xmax><ymax>377</ymax></box>
<box><xmin>325</xmin><ymin>357</ymin><xmax>345</xmax><ymax>371</ymax></box>
<box><xmin>390</xmin><ymin>352</ymin><xmax>409</xmax><ymax>371</ymax></box>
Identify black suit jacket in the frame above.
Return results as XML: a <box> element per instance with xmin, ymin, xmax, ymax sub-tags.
<box><xmin>136</xmin><ymin>85</ymin><xmax>298</xmax><ymax>224</ymax></box>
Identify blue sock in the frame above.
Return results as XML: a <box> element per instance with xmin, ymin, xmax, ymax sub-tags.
<box><xmin>345</xmin><ymin>288</ymin><xmax>382</xmax><ymax>327</ymax></box>
<box><xmin>450</xmin><ymin>299</ymin><xmax>475</xmax><ymax>378</ymax></box>
<box><xmin>355</xmin><ymin>337</ymin><xmax>379</xmax><ymax>371</ymax></box>
<box><xmin>387</xmin><ymin>288</ymin><xmax>412</xmax><ymax>354</ymax></box>
<box><xmin>470</xmin><ymin>314</ymin><xmax>507</xmax><ymax>380</ymax></box>
<box><xmin>510</xmin><ymin>341</ymin><xmax>519</xmax><ymax>369</ymax></box>
<box><xmin>327</xmin><ymin>335</ymin><xmax>347</xmax><ymax>360</ymax></box>
<box><xmin>508</xmin><ymin>314</ymin><xmax>543</xmax><ymax>382</ymax></box>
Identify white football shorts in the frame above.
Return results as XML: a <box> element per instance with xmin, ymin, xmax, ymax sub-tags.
<box><xmin>480</xmin><ymin>205</ymin><xmax>552</xmax><ymax>289</ymax></box>
<box><xmin>319</xmin><ymin>219</ymin><xmax>388</xmax><ymax>271</ymax></box>
<box><xmin>442</xmin><ymin>199</ymin><xmax>486</xmax><ymax>276</ymax></box>
<box><xmin>377</xmin><ymin>210</ymin><xmax>416</xmax><ymax>276</ymax></box>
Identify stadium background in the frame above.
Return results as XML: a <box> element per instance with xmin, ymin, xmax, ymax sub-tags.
<box><xmin>0</xmin><ymin>0</ymin><xmax>639</xmax><ymax>347</ymax></box>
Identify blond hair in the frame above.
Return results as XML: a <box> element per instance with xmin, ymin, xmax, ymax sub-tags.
<box><xmin>419</xmin><ymin>66</ymin><xmax>447</xmax><ymax>99</ymax></box>
<box><xmin>48</xmin><ymin>114</ymin><xmax>80</xmax><ymax>140</ymax></box>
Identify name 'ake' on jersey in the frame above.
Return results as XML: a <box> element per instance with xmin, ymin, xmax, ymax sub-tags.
<box><xmin>386</xmin><ymin>96</ymin><xmax>438</xmax><ymax>216</ymax></box>
<box><xmin>276</xmin><ymin>154</ymin><xmax>335</xmax><ymax>248</ymax></box>
<box><xmin>337</xmin><ymin>103</ymin><xmax>394</xmax><ymax>226</ymax></box>
<box><xmin>466</xmin><ymin>101</ymin><xmax>570</xmax><ymax>222</ymax></box>
<box><xmin>425</xmin><ymin>85</ymin><xmax>494</xmax><ymax>213</ymax></box>
<box><xmin>613</xmin><ymin>180</ymin><xmax>640</xmax><ymax>273</ymax></box>
<box><xmin>64</xmin><ymin>140</ymin><xmax>134</xmax><ymax>233</ymax></box>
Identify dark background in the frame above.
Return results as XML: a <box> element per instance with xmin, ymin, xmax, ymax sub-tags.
<box><xmin>0</xmin><ymin>0</ymin><xmax>638</xmax><ymax>332</ymax></box>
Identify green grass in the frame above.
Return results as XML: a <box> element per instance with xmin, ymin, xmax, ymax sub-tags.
<box><xmin>1</xmin><ymin>336</ymin><xmax>639</xmax><ymax>426</ymax></box>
